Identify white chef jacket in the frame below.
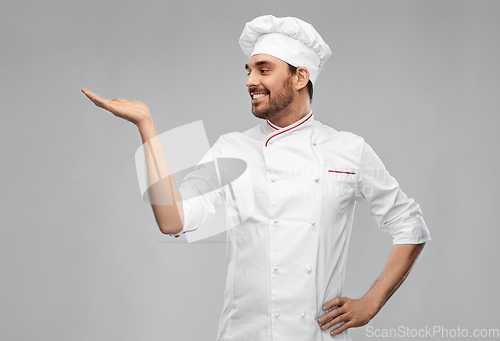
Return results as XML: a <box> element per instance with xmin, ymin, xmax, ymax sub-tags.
<box><xmin>168</xmin><ymin>111</ymin><xmax>431</xmax><ymax>341</ymax></box>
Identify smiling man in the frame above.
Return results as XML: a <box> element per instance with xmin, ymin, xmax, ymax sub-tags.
<box><xmin>176</xmin><ymin>15</ymin><xmax>431</xmax><ymax>341</ymax></box>
<box><xmin>82</xmin><ymin>14</ymin><xmax>431</xmax><ymax>341</ymax></box>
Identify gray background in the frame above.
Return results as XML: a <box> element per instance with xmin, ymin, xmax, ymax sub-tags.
<box><xmin>1</xmin><ymin>0</ymin><xmax>499</xmax><ymax>340</ymax></box>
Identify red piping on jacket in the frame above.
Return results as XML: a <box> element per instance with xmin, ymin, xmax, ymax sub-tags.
<box><xmin>172</xmin><ymin>227</ymin><xmax>199</xmax><ymax>238</ymax></box>
<box><xmin>328</xmin><ymin>170</ymin><xmax>356</xmax><ymax>175</ymax></box>
<box><xmin>265</xmin><ymin>112</ymin><xmax>313</xmax><ymax>147</ymax></box>
<box><xmin>267</xmin><ymin>120</ymin><xmax>279</xmax><ymax>130</ymax></box>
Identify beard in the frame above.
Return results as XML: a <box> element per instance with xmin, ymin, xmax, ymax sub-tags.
<box><xmin>251</xmin><ymin>76</ymin><xmax>295</xmax><ymax>120</ymax></box>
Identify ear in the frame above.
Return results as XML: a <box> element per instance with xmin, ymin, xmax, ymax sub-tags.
<box><xmin>295</xmin><ymin>66</ymin><xmax>310</xmax><ymax>91</ymax></box>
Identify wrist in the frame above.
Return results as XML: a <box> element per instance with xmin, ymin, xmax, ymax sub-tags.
<box><xmin>137</xmin><ymin>116</ymin><xmax>155</xmax><ymax>131</ymax></box>
<box><xmin>360</xmin><ymin>294</ymin><xmax>383</xmax><ymax>318</ymax></box>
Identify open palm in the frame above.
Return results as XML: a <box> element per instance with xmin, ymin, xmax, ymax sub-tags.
<box><xmin>81</xmin><ymin>88</ymin><xmax>152</xmax><ymax>126</ymax></box>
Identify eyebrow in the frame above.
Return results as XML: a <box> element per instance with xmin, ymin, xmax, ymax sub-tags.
<box><xmin>245</xmin><ymin>60</ymin><xmax>273</xmax><ymax>71</ymax></box>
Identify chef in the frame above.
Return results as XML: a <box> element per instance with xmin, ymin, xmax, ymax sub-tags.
<box><xmin>81</xmin><ymin>14</ymin><xmax>431</xmax><ymax>341</ymax></box>
<box><xmin>167</xmin><ymin>15</ymin><xmax>431</xmax><ymax>341</ymax></box>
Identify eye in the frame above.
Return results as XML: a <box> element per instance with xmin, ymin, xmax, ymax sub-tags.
<box><xmin>260</xmin><ymin>69</ymin><xmax>269</xmax><ymax>74</ymax></box>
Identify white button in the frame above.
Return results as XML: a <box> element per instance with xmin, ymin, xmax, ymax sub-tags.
<box><xmin>314</xmin><ymin>178</ymin><xmax>319</xmax><ymax>182</ymax></box>
<box><xmin>274</xmin><ymin>219</ymin><xmax>279</xmax><ymax>224</ymax></box>
<box><xmin>312</xmin><ymin>142</ymin><xmax>316</xmax><ymax>146</ymax></box>
<box><xmin>301</xmin><ymin>312</ymin><xmax>306</xmax><ymax>318</ymax></box>
<box><xmin>270</xmin><ymin>177</ymin><xmax>276</xmax><ymax>182</ymax></box>
<box><xmin>274</xmin><ymin>266</ymin><xmax>279</xmax><ymax>271</ymax></box>
<box><xmin>310</xmin><ymin>220</ymin><xmax>316</xmax><ymax>225</ymax></box>
<box><xmin>307</xmin><ymin>267</ymin><xmax>312</xmax><ymax>273</ymax></box>
<box><xmin>274</xmin><ymin>313</ymin><xmax>280</xmax><ymax>318</ymax></box>
<box><xmin>269</xmin><ymin>140</ymin><xmax>273</xmax><ymax>145</ymax></box>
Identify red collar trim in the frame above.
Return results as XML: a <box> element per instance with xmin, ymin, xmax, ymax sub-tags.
<box><xmin>266</xmin><ymin>120</ymin><xmax>279</xmax><ymax>130</ymax></box>
<box><xmin>265</xmin><ymin>112</ymin><xmax>313</xmax><ymax>147</ymax></box>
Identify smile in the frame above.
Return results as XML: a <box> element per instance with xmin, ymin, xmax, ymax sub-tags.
<box><xmin>251</xmin><ymin>93</ymin><xmax>268</xmax><ymax>103</ymax></box>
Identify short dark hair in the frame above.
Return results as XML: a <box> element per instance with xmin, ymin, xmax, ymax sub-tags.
<box><xmin>288</xmin><ymin>64</ymin><xmax>313</xmax><ymax>103</ymax></box>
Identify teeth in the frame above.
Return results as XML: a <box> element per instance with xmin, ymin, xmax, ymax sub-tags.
<box><xmin>252</xmin><ymin>94</ymin><xmax>267</xmax><ymax>99</ymax></box>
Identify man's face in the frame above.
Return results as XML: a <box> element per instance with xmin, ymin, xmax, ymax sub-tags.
<box><xmin>245</xmin><ymin>54</ymin><xmax>295</xmax><ymax>120</ymax></box>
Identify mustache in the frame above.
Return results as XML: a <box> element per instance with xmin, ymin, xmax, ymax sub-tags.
<box><xmin>248</xmin><ymin>87</ymin><xmax>270</xmax><ymax>94</ymax></box>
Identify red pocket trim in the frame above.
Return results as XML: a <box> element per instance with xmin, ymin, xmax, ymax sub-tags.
<box><xmin>328</xmin><ymin>170</ymin><xmax>356</xmax><ymax>175</ymax></box>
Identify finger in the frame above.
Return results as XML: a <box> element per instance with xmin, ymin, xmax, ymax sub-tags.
<box><xmin>81</xmin><ymin>88</ymin><xmax>108</xmax><ymax>105</ymax></box>
<box><xmin>97</xmin><ymin>97</ymin><xmax>120</xmax><ymax>111</ymax></box>
<box><xmin>111</xmin><ymin>97</ymin><xmax>127</xmax><ymax>103</ymax></box>
<box><xmin>322</xmin><ymin>297</ymin><xmax>344</xmax><ymax>311</ymax></box>
<box><xmin>322</xmin><ymin>300</ymin><xmax>336</xmax><ymax>311</ymax></box>
<box><xmin>81</xmin><ymin>89</ymin><xmax>103</xmax><ymax>106</ymax></box>
<box><xmin>318</xmin><ymin>308</ymin><xmax>346</xmax><ymax>328</ymax></box>
<box><xmin>81</xmin><ymin>88</ymin><xmax>99</xmax><ymax>99</ymax></box>
<box><xmin>326</xmin><ymin>313</ymin><xmax>347</xmax><ymax>329</ymax></box>
<box><xmin>89</xmin><ymin>97</ymin><xmax>101</xmax><ymax>107</ymax></box>
<box><xmin>330</xmin><ymin>320</ymin><xmax>353</xmax><ymax>336</ymax></box>
<box><xmin>323</xmin><ymin>300</ymin><xmax>341</xmax><ymax>312</ymax></box>
<box><xmin>318</xmin><ymin>306</ymin><xmax>344</xmax><ymax>324</ymax></box>
<box><xmin>83</xmin><ymin>91</ymin><xmax>117</xmax><ymax>111</ymax></box>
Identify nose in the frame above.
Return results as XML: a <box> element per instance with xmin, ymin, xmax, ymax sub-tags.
<box><xmin>246</xmin><ymin>70</ymin><xmax>259</xmax><ymax>89</ymax></box>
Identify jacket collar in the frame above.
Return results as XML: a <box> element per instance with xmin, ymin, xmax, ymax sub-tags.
<box><xmin>264</xmin><ymin>111</ymin><xmax>315</xmax><ymax>146</ymax></box>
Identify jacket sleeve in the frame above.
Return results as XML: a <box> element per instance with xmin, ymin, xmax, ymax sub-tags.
<box><xmin>356</xmin><ymin>141</ymin><xmax>431</xmax><ymax>244</ymax></box>
<box><xmin>166</xmin><ymin>136</ymin><xmax>226</xmax><ymax>238</ymax></box>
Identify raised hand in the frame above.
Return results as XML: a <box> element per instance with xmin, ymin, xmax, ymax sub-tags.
<box><xmin>81</xmin><ymin>88</ymin><xmax>152</xmax><ymax>126</ymax></box>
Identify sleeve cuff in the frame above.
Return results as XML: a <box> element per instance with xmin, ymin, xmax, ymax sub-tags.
<box><xmin>390</xmin><ymin>216</ymin><xmax>432</xmax><ymax>245</ymax></box>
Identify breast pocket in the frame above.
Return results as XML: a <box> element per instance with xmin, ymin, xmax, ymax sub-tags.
<box><xmin>322</xmin><ymin>165</ymin><xmax>359</xmax><ymax>203</ymax></box>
